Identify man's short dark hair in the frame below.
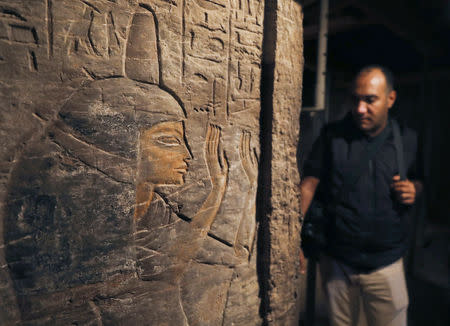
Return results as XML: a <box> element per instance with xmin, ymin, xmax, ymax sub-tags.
<box><xmin>356</xmin><ymin>65</ymin><xmax>395</xmax><ymax>93</ymax></box>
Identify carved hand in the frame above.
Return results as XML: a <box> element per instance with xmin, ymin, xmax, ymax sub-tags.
<box><xmin>233</xmin><ymin>130</ymin><xmax>258</xmax><ymax>259</ymax></box>
<box><xmin>239</xmin><ymin>130</ymin><xmax>258</xmax><ymax>186</ymax></box>
<box><xmin>205</xmin><ymin>124</ymin><xmax>228</xmax><ymax>189</ymax></box>
<box><xmin>190</xmin><ymin>124</ymin><xmax>228</xmax><ymax>232</ymax></box>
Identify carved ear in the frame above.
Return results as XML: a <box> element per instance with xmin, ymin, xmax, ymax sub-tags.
<box><xmin>125</xmin><ymin>8</ymin><xmax>159</xmax><ymax>84</ymax></box>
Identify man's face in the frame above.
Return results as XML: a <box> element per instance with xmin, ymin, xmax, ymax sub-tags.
<box><xmin>138</xmin><ymin>121</ymin><xmax>191</xmax><ymax>185</ymax></box>
<box><xmin>351</xmin><ymin>69</ymin><xmax>396</xmax><ymax>137</ymax></box>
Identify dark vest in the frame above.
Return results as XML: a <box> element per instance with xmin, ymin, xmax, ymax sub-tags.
<box><xmin>319</xmin><ymin>114</ymin><xmax>419</xmax><ymax>271</ymax></box>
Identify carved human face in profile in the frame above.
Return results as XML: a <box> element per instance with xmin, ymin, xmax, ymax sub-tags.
<box><xmin>137</xmin><ymin>120</ymin><xmax>192</xmax><ymax>185</ymax></box>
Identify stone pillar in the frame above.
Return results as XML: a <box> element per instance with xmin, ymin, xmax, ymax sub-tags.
<box><xmin>259</xmin><ymin>0</ymin><xmax>304</xmax><ymax>324</ymax></box>
<box><xmin>0</xmin><ymin>0</ymin><xmax>304</xmax><ymax>325</ymax></box>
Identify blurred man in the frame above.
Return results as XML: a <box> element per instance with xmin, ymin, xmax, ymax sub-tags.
<box><xmin>299</xmin><ymin>66</ymin><xmax>423</xmax><ymax>326</ymax></box>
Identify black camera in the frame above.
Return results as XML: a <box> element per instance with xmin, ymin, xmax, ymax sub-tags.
<box><xmin>301</xmin><ymin>201</ymin><xmax>328</xmax><ymax>260</ymax></box>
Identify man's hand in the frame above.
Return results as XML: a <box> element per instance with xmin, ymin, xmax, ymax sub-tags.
<box><xmin>390</xmin><ymin>175</ymin><xmax>417</xmax><ymax>205</ymax></box>
<box><xmin>299</xmin><ymin>249</ymin><xmax>307</xmax><ymax>274</ymax></box>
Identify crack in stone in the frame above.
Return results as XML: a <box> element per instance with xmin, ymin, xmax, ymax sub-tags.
<box><xmin>178</xmin><ymin>282</ymin><xmax>190</xmax><ymax>326</ymax></box>
<box><xmin>221</xmin><ymin>273</ymin><xmax>234</xmax><ymax>326</ymax></box>
<box><xmin>80</xmin><ymin>0</ymin><xmax>101</xmax><ymax>14</ymax></box>
<box><xmin>135</xmin><ymin>246</ymin><xmax>162</xmax><ymax>255</ymax></box>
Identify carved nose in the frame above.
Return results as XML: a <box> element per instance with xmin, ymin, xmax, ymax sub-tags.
<box><xmin>183</xmin><ymin>144</ymin><xmax>193</xmax><ymax>161</ymax></box>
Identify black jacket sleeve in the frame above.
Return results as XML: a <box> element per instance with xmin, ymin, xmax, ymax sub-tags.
<box><xmin>303</xmin><ymin>126</ymin><xmax>328</xmax><ymax>181</ymax></box>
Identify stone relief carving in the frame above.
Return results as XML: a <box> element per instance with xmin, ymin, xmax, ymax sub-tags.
<box><xmin>234</xmin><ymin>130</ymin><xmax>258</xmax><ymax>259</ymax></box>
<box><xmin>134</xmin><ymin>120</ymin><xmax>229</xmax><ymax>282</ymax></box>
<box><xmin>61</xmin><ymin>0</ymin><xmax>129</xmax><ymax>79</ymax></box>
<box><xmin>48</xmin><ymin>4</ymin><xmax>232</xmax><ymax>285</ymax></box>
<box><xmin>1</xmin><ymin>1</ymin><xmax>266</xmax><ymax>324</ymax></box>
<box><xmin>0</xmin><ymin>5</ymin><xmax>40</xmax><ymax>73</ymax></box>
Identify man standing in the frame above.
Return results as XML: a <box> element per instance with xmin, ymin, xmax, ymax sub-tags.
<box><xmin>299</xmin><ymin>66</ymin><xmax>423</xmax><ymax>326</ymax></box>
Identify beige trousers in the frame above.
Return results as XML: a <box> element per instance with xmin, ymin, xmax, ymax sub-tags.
<box><xmin>320</xmin><ymin>256</ymin><xmax>409</xmax><ymax>326</ymax></box>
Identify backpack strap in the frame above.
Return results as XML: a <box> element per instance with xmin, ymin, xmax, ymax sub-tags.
<box><xmin>391</xmin><ymin>119</ymin><xmax>406</xmax><ymax>180</ymax></box>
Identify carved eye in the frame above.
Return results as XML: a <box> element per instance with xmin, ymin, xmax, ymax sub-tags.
<box><xmin>157</xmin><ymin>136</ymin><xmax>181</xmax><ymax>146</ymax></box>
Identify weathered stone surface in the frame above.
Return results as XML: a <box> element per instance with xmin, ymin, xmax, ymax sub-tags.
<box><xmin>0</xmin><ymin>0</ymin><xmax>304</xmax><ymax>325</ymax></box>
<box><xmin>223</xmin><ymin>257</ymin><xmax>261</xmax><ymax>326</ymax></box>
<box><xmin>260</xmin><ymin>0</ymin><xmax>305</xmax><ymax>324</ymax></box>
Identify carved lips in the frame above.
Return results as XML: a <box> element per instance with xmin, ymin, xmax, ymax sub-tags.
<box><xmin>174</xmin><ymin>163</ymin><xmax>189</xmax><ymax>175</ymax></box>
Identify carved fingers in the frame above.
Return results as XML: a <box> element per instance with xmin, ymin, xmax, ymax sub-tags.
<box><xmin>239</xmin><ymin>130</ymin><xmax>258</xmax><ymax>185</ymax></box>
<box><xmin>205</xmin><ymin>124</ymin><xmax>228</xmax><ymax>188</ymax></box>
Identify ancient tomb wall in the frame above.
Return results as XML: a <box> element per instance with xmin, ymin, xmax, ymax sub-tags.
<box><xmin>0</xmin><ymin>0</ymin><xmax>303</xmax><ymax>324</ymax></box>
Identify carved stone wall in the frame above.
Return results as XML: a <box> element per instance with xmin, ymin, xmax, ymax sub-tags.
<box><xmin>0</xmin><ymin>0</ymin><xmax>303</xmax><ymax>325</ymax></box>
